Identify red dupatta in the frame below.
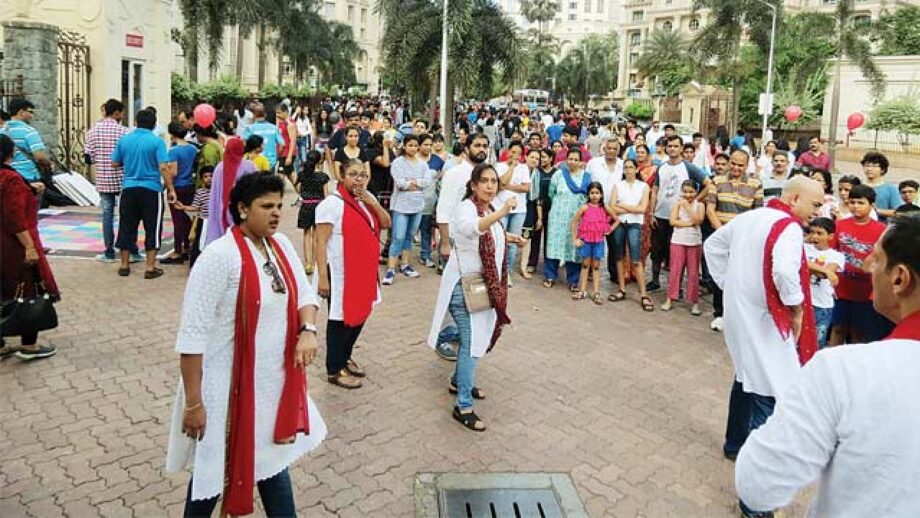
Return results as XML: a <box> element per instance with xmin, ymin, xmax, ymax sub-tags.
<box><xmin>763</xmin><ymin>199</ymin><xmax>818</xmax><ymax>365</ymax></box>
<box><xmin>337</xmin><ymin>183</ymin><xmax>381</xmax><ymax>327</ymax></box>
<box><xmin>223</xmin><ymin>227</ymin><xmax>309</xmax><ymax>516</ymax></box>
<box><xmin>221</xmin><ymin>138</ymin><xmax>245</xmax><ymax>231</ymax></box>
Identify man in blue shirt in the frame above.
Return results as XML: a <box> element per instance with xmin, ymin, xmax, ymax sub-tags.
<box><xmin>0</xmin><ymin>99</ymin><xmax>51</xmax><ymax>207</ymax></box>
<box><xmin>241</xmin><ymin>103</ymin><xmax>284</xmax><ymax>170</ymax></box>
<box><xmin>111</xmin><ymin>108</ymin><xmax>175</xmax><ymax>279</ymax></box>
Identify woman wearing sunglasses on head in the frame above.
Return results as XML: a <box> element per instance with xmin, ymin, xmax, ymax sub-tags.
<box><xmin>166</xmin><ymin>172</ymin><xmax>326</xmax><ymax>517</ymax></box>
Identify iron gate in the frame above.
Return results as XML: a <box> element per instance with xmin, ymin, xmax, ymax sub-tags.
<box><xmin>57</xmin><ymin>29</ymin><xmax>92</xmax><ymax>175</ymax></box>
<box><xmin>0</xmin><ymin>75</ymin><xmax>25</xmax><ymax>113</ymax></box>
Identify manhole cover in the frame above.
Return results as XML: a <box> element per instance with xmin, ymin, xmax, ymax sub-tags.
<box><xmin>441</xmin><ymin>488</ymin><xmax>563</xmax><ymax>518</ymax></box>
<box><xmin>414</xmin><ymin>473</ymin><xmax>587</xmax><ymax>518</ymax></box>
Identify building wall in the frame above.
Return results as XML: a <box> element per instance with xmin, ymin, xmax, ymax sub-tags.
<box><xmin>500</xmin><ymin>0</ymin><xmax>619</xmax><ymax>53</ymax></box>
<box><xmin>0</xmin><ymin>0</ymin><xmax>172</xmax><ymax>126</ymax></box>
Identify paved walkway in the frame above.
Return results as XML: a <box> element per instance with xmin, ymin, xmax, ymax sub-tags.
<box><xmin>0</xmin><ymin>197</ymin><xmax>813</xmax><ymax>517</ymax></box>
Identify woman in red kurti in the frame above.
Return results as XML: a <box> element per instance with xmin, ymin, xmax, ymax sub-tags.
<box><xmin>0</xmin><ymin>134</ymin><xmax>59</xmax><ymax>360</ymax></box>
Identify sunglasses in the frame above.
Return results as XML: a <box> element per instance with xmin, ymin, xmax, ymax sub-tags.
<box><xmin>263</xmin><ymin>260</ymin><xmax>286</xmax><ymax>294</ymax></box>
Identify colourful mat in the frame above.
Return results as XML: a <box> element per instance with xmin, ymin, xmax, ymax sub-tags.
<box><xmin>38</xmin><ymin>209</ymin><xmax>174</xmax><ymax>258</ymax></box>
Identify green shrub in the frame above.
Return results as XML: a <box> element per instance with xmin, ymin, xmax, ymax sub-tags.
<box><xmin>171</xmin><ymin>73</ymin><xmax>198</xmax><ymax>103</ymax></box>
<box><xmin>625</xmin><ymin>102</ymin><xmax>655</xmax><ymax>120</ymax></box>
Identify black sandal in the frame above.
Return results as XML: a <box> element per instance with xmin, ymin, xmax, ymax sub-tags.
<box><xmin>452</xmin><ymin>406</ymin><xmax>486</xmax><ymax>432</ymax></box>
<box><xmin>449</xmin><ymin>381</ymin><xmax>486</xmax><ymax>400</ymax></box>
<box><xmin>608</xmin><ymin>290</ymin><xmax>626</xmax><ymax>302</ymax></box>
<box><xmin>117</xmin><ymin>266</ymin><xmax>130</xmax><ymax>277</ymax></box>
<box><xmin>641</xmin><ymin>296</ymin><xmax>655</xmax><ymax>312</ymax></box>
<box><xmin>144</xmin><ymin>268</ymin><xmax>164</xmax><ymax>280</ymax></box>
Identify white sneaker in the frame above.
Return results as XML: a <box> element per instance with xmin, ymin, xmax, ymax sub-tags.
<box><xmin>710</xmin><ymin>316</ymin><xmax>724</xmax><ymax>332</ymax></box>
<box><xmin>691</xmin><ymin>304</ymin><xmax>702</xmax><ymax>316</ymax></box>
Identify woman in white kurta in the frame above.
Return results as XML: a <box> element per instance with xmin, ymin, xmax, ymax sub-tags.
<box><xmin>427</xmin><ymin>163</ymin><xmax>525</xmax><ymax>432</ymax></box>
<box><xmin>166</xmin><ymin>173</ymin><xmax>326</xmax><ymax>516</ymax></box>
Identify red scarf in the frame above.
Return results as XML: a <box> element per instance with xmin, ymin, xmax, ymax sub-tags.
<box><xmin>338</xmin><ymin>183</ymin><xmax>381</xmax><ymax>326</ymax></box>
<box><xmin>763</xmin><ymin>199</ymin><xmax>818</xmax><ymax>365</ymax></box>
<box><xmin>223</xmin><ymin>227</ymin><xmax>309</xmax><ymax>516</ymax></box>
<box><xmin>221</xmin><ymin>138</ymin><xmax>245</xmax><ymax>231</ymax></box>
<box><xmin>886</xmin><ymin>311</ymin><xmax>920</xmax><ymax>341</ymax></box>
<box><xmin>474</xmin><ymin>201</ymin><xmax>511</xmax><ymax>352</ymax></box>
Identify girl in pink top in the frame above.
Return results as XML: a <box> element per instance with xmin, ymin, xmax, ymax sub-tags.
<box><xmin>571</xmin><ymin>182</ymin><xmax>618</xmax><ymax>304</ymax></box>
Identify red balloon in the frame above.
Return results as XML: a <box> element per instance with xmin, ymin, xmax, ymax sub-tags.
<box><xmin>193</xmin><ymin>103</ymin><xmax>216</xmax><ymax>128</ymax></box>
<box><xmin>847</xmin><ymin>112</ymin><xmax>865</xmax><ymax>132</ymax></box>
<box><xmin>784</xmin><ymin>105</ymin><xmax>803</xmax><ymax>123</ymax></box>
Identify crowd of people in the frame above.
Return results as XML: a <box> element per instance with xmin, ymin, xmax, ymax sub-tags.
<box><xmin>2</xmin><ymin>92</ymin><xmax>920</xmax><ymax>516</ymax></box>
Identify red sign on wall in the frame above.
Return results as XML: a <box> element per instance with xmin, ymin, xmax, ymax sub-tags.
<box><xmin>126</xmin><ymin>34</ymin><xmax>144</xmax><ymax>48</ymax></box>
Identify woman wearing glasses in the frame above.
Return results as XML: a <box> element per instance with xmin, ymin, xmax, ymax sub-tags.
<box><xmin>166</xmin><ymin>173</ymin><xmax>326</xmax><ymax>516</ymax></box>
<box><xmin>315</xmin><ymin>159</ymin><xmax>392</xmax><ymax>389</ymax></box>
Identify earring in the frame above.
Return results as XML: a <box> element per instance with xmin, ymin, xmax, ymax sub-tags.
<box><xmin>241</xmin><ymin>213</ymin><xmax>247</xmax><ymax>220</ymax></box>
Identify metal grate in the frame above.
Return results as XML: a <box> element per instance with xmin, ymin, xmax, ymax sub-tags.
<box><xmin>440</xmin><ymin>488</ymin><xmax>564</xmax><ymax>518</ymax></box>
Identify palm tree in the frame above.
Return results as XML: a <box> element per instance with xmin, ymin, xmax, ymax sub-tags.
<box><xmin>690</xmin><ymin>0</ymin><xmax>782</xmax><ymax>132</ymax></box>
<box><xmin>635</xmin><ymin>29</ymin><xmax>690</xmax><ymax>95</ymax></box>
<box><xmin>825</xmin><ymin>0</ymin><xmax>885</xmax><ymax>168</ymax></box>
<box><xmin>554</xmin><ymin>33</ymin><xmax>619</xmax><ymax>107</ymax></box>
<box><xmin>520</xmin><ymin>0</ymin><xmax>560</xmax><ymax>36</ymax></box>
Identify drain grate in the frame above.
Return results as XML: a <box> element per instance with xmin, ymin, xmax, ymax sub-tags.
<box><xmin>441</xmin><ymin>488</ymin><xmax>564</xmax><ymax>518</ymax></box>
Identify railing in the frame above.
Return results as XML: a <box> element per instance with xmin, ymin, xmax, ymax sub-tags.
<box><xmin>846</xmin><ymin>129</ymin><xmax>920</xmax><ymax>155</ymax></box>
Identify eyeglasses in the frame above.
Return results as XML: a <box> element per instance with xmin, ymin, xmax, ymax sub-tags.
<box><xmin>345</xmin><ymin>172</ymin><xmax>369</xmax><ymax>180</ymax></box>
<box><xmin>263</xmin><ymin>260</ymin><xmax>286</xmax><ymax>294</ymax></box>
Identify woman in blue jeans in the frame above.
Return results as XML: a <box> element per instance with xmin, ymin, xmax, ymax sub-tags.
<box><xmin>427</xmin><ymin>164</ymin><xmax>524</xmax><ymax>431</ymax></box>
<box><xmin>495</xmin><ymin>142</ymin><xmax>532</xmax><ymax>286</ymax></box>
<box><xmin>383</xmin><ymin>135</ymin><xmax>433</xmax><ymax>285</ymax></box>
<box><xmin>608</xmin><ymin>159</ymin><xmax>653</xmax><ymax>311</ymax></box>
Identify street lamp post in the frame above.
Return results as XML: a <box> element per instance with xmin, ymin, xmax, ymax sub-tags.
<box><xmin>438</xmin><ymin>0</ymin><xmax>449</xmax><ymax>136</ymax></box>
<box><xmin>758</xmin><ymin>0</ymin><xmax>778</xmax><ymax>158</ymax></box>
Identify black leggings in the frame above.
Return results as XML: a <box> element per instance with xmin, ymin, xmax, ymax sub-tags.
<box><xmin>325</xmin><ymin>319</ymin><xmax>364</xmax><ymax>375</ymax></box>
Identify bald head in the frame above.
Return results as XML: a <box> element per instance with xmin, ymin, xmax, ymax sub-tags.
<box><xmin>782</xmin><ymin>176</ymin><xmax>825</xmax><ymax>222</ymax></box>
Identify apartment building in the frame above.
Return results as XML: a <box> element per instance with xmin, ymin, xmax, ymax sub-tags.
<box><xmin>616</xmin><ymin>0</ymin><xmax>912</xmax><ymax>99</ymax></box>
<box><xmin>498</xmin><ymin>0</ymin><xmax>619</xmax><ymax>53</ymax></box>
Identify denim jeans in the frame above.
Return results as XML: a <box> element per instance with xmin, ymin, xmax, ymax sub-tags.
<box><xmin>420</xmin><ymin>214</ymin><xmax>434</xmax><ymax>262</ymax></box>
<box><xmin>543</xmin><ymin>258</ymin><xmax>581</xmax><ymax>285</ymax></box>
<box><xmin>814</xmin><ymin>306</ymin><xmax>833</xmax><ymax>349</ymax></box>
<box><xmin>724</xmin><ymin>380</ymin><xmax>775</xmax><ymax>457</ymax></box>
<box><xmin>100</xmin><ymin>192</ymin><xmax>118</xmax><ymax>257</ymax></box>
<box><xmin>437</xmin><ymin>324</ymin><xmax>460</xmax><ymax>344</ymax></box>
<box><xmin>502</xmin><ymin>212</ymin><xmax>526</xmax><ymax>274</ymax></box>
<box><xmin>183</xmin><ymin>468</ymin><xmax>295</xmax><ymax>517</ymax></box>
<box><xmin>447</xmin><ymin>283</ymin><xmax>477</xmax><ymax>410</ymax></box>
<box><xmin>389</xmin><ymin>211</ymin><xmax>422</xmax><ymax>259</ymax></box>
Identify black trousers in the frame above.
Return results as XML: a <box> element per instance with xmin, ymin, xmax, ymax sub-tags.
<box><xmin>527</xmin><ymin>201</ymin><xmax>550</xmax><ymax>268</ymax></box>
<box><xmin>325</xmin><ymin>319</ymin><xmax>364</xmax><ymax>375</ymax></box>
<box><xmin>650</xmin><ymin>217</ymin><xmax>673</xmax><ymax>280</ymax></box>
<box><xmin>1</xmin><ymin>331</ymin><xmax>38</xmax><ymax>348</ymax></box>
<box><xmin>116</xmin><ymin>187</ymin><xmax>164</xmax><ymax>251</ymax></box>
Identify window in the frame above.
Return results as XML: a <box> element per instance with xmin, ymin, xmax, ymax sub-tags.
<box><xmin>629</xmin><ymin>52</ymin><xmax>639</xmax><ymax>63</ymax></box>
<box><xmin>662</xmin><ymin>20</ymin><xmax>672</xmax><ymax>31</ymax></box>
<box><xmin>347</xmin><ymin>5</ymin><xmax>354</xmax><ymax>22</ymax></box>
<box><xmin>324</xmin><ymin>1</ymin><xmax>335</xmax><ymax>17</ymax></box>
<box><xmin>121</xmin><ymin>60</ymin><xmax>144</xmax><ymax>123</ymax></box>
<box><xmin>629</xmin><ymin>32</ymin><xmax>641</xmax><ymax>46</ymax></box>
<box><xmin>598</xmin><ymin>0</ymin><xmax>604</xmax><ymax>13</ymax></box>
<box><xmin>852</xmin><ymin>15</ymin><xmax>871</xmax><ymax>28</ymax></box>
<box><xmin>585</xmin><ymin>0</ymin><xmax>590</xmax><ymax>13</ymax></box>
<box><xmin>569</xmin><ymin>13</ymin><xmax>577</xmax><ymax>20</ymax></box>
<box><xmin>689</xmin><ymin>17</ymin><xmax>700</xmax><ymax>30</ymax></box>
<box><xmin>632</xmin><ymin>10</ymin><xmax>644</xmax><ymax>22</ymax></box>
<box><xmin>360</xmin><ymin>27</ymin><xmax>366</xmax><ymax>39</ymax></box>
<box><xmin>569</xmin><ymin>1</ymin><xmax>577</xmax><ymax>9</ymax></box>
<box><xmin>361</xmin><ymin>8</ymin><xmax>367</xmax><ymax>25</ymax></box>
<box><xmin>629</xmin><ymin>73</ymin><xmax>637</xmax><ymax>85</ymax></box>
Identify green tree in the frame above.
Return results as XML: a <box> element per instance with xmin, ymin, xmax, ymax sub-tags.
<box><xmin>555</xmin><ymin>32</ymin><xmax>619</xmax><ymax>107</ymax></box>
<box><xmin>519</xmin><ymin>0</ymin><xmax>561</xmax><ymax>93</ymax></box>
<box><xmin>867</xmin><ymin>94</ymin><xmax>920</xmax><ymax>152</ymax></box>
<box><xmin>520</xmin><ymin>0</ymin><xmax>560</xmax><ymax>35</ymax></box>
<box><xmin>635</xmin><ymin>29</ymin><xmax>693</xmax><ymax>96</ymax></box>
<box><xmin>874</xmin><ymin>6</ymin><xmax>920</xmax><ymax>56</ymax></box>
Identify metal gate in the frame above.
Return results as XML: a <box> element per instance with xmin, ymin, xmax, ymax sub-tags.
<box><xmin>0</xmin><ymin>75</ymin><xmax>25</xmax><ymax>113</ymax></box>
<box><xmin>57</xmin><ymin>29</ymin><xmax>92</xmax><ymax>175</ymax></box>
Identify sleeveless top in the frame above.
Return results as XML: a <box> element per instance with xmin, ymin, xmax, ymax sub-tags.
<box><xmin>671</xmin><ymin>200</ymin><xmax>702</xmax><ymax>246</ymax></box>
<box><xmin>278</xmin><ymin>120</ymin><xmax>292</xmax><ymax>157</ymax></box>
<box><xmin>578</xmin><ymin>204</ymin><xmax>609</xmax><ymax>243</ymax></box>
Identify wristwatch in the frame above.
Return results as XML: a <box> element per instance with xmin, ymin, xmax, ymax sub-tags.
<box><xmin>299</xmin><ymin>323</ymin><xmax>317</xmax><ymax>335</ymax></box>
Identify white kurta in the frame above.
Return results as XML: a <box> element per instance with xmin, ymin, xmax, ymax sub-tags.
<box><xmin>314</xmin><ymin>194</ymin><xmax>382</xmax><ymax>321</ymax></box>
<box><xmin>585</xmin><ymin>156</ymin><xmax>624</xmax><ymax>204</ymax></box>
<box><xmin>165</xmin><ymin>231</ymin><xmax>327</xmax><ymax>501</ymax></box>
<box><xmin>736</xmin><ymin>338</ymin><xmax>920</xmax><ymax>517</ymax></box>
<box><xmin>704</xmin><ymin>207</ymin><xmax>805</xmax><ymax>398</ymax></box>
<box><xmin>435</xmin><ymin>161</ymin><xmax>474</xmax><ymax>225</ymax></box>
<box><xmin>427</xmin><ymin>199</ymin><xmax>506</xmax><ymax>358</ymax></box>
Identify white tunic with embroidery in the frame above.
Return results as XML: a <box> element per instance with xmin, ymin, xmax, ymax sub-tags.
<box><xmin>165</xmin><ymin>230</ymin><xmax>326</xmax><ymax>501</ymax></box>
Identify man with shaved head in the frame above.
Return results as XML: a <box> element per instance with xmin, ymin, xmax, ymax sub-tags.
<box><xmin>704</xmin><ymin>175</ymin><xmax>825</xmax><ymax>515</ymax></box>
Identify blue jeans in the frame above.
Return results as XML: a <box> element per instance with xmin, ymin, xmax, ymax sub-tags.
<box><xmin>543</xmin><ymin>258</ymin><xmax>582</xmax><ymax>285</ymax></box>
<box><xmin>446</xmin><ymin>283</ymin><xmax>477</xmax><ymax>410</ymax></box>
<box><xmin>183</xmin><ymin>468</ymin><xmax>295</xmax><ymax>517</ymax></box>
<box><xmin>389</xmin><ymin>211</ymin><xmax>422</xmax><ymax>259</ymax></box>
<box><xmin>420</xmin><ymin>214</ymin><xmax>434</xmax><ymax>262</ymax></box>
<box><xmin>814</xmin><ymin>306</ymin><xmax>833</xmax><ymax>349</ymax></box>
<box><xmin>99</xmin><ymin>192</ymin><xmax>137</xmax><ymax>256</ymax></box>
<box><xmin>724</xmin><ymin>380</ymin><xmax>775</xmax><ymax>457</ymax></box>
<box><xmin>502</xmin><ymin>212</ymin><xmax>526</xmax><ymax>273</ymax></box>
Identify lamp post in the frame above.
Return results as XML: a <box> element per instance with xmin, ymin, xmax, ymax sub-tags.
<box><xmin>757</xmin><ymin>0</ymin><xmax>778</xmax><ymax>158</ymax></box>
<box><xmin>438</xmin><ymin>0</ymin><xmax>449</xmax><ymax>135</ymax></box>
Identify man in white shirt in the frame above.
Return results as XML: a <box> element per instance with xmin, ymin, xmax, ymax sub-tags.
<box><xmin>704</xmin><ymin>176</ymin><xmax>824</xmax><ymax>478</ymax></box>
<box><xmin>436</xmin><ymin>133</ymin><xmax>490</xmax><ymax>265</ymax></box>
<box><xmin>736</xmin><ymin>212</ymin><xmax>920</xmax><ymax>517</ymax></box>
<box><xmin>586</xmin><ymin>139</ymin><xmax>624</xmax><ymax>281</ymax></box>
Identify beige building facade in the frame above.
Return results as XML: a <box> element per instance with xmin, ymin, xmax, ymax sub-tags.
<box><xmin>499</xmin><ymin>0</ymin><xmax>619</xmax><ymax>54</ymax></box>
<box><xmin>174</xmin><ymin>0</ymin><xmax>383</xmax><ymax>94</ymax></box>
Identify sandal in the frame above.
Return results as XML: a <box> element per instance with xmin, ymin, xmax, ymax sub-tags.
<box><xmin>542</xmin><ymin>279</ymin><xmax>555</xmax><ymax>288</ymax></box>
<box><xmin>448</xmin><ymin>381</ymin><xmax>486</xmax><ymax>400</ymax></box>
<box><xmin>117</xmin><ymin>266</ymin><xmax>130</xmax><ymax>277</ymax></box>
<box><xmin>452</xmin><ymin>406</ymin><xmax>486</xmax><ymax>432</ymax></box>
<box><xmin>144</xmin><ymin>268</ymin><xmax>164</xmax><ymax>280</ymax></box>
<box><xmin>608</xmin><ymin>290</ymin><xmax>626</xmax><ymax>302</ymax></box>
<box><xmin>592</xmin><ymin>292</ymin><xmax>603</xmax><ymax>305</ymax></box>
<box><xmin>345</xmin><ymin>358</ymin><xmax>366</xmax><ymax>377</ymax></box>
<box><xmin>641</xmin><ymin>296</ymin><xmax>655</xmax><ymax>312</ymax></box>
<box><xmin>571</xmin><ymin>291</ymin><xmax>587</xmax><ymax>300</ymax></box>
<box><xmin>569</xmin><ymin>284</ymin><xmax>580</xmax><ymax>293</ymax></box>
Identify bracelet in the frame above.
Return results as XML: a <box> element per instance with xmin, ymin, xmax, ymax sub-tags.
<box><xmin>184</xmin><ymin>402</ymin><xmax>203</xmax><ymax>412</ymax></box>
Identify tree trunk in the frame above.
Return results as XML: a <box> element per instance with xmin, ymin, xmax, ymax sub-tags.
<box><xmin>187</xmin><ymin>26</ymin><xmax>199</xmax><ymax>82</ymax></box>
<box><xmin>277</xmin><ymin>48</ymin><xmax>284</xmax><ymax>85</ymax></box>
<box><xmin>257</xmin><ymin>25</ymin><xmax>267</xmax><ymax>90</ymax></box>
<box><xmin>235</xmin><ymin>26</ymin><xmax>245</xmax><ymax>80</ymax></box>
<box><xmin>827</xmin><ymin>50</ymin><xmax>843</xmax><ymax>170</ymax></box>
<box><xmin>428</xmin><ymin>75</ymin><xmax>439</xmax><ymax>124</ymax></box>
<box><xmin>444</xmin><ymin>80</ymin><xmax>455</xmax><ymax>146</ymax></box>
<box><xmin>730</xmin><ymin>74</ymin><xmax>740</xmax><ymax>135</ymax></box>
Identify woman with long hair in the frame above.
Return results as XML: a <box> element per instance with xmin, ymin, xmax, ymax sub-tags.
<box><xmin>427</xmin><ymin>163</ymin><xmax>525</xmax><ymax>432</ymax></box>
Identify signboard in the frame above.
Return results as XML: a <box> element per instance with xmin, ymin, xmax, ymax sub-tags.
<box><xmin>126</xmin><ymin>34</ymin><xmax>144</xmax><ymax>48</ymax></box>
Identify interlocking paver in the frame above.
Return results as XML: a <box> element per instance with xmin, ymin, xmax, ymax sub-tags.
<box><xmin>0</xmin><ymin>196</ymin><xmax>821</xmax><ymax>517</ymax></box>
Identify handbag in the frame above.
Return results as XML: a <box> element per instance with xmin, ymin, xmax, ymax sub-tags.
<box><xmin>1</xmin><ymin>265</ymin><xmax>58</xmax><ymax>337</ymax></box>
<box><xmin>451</xmin><ymin>239</ymin><xmax>493</xmax><ymax>314</ymax></box>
